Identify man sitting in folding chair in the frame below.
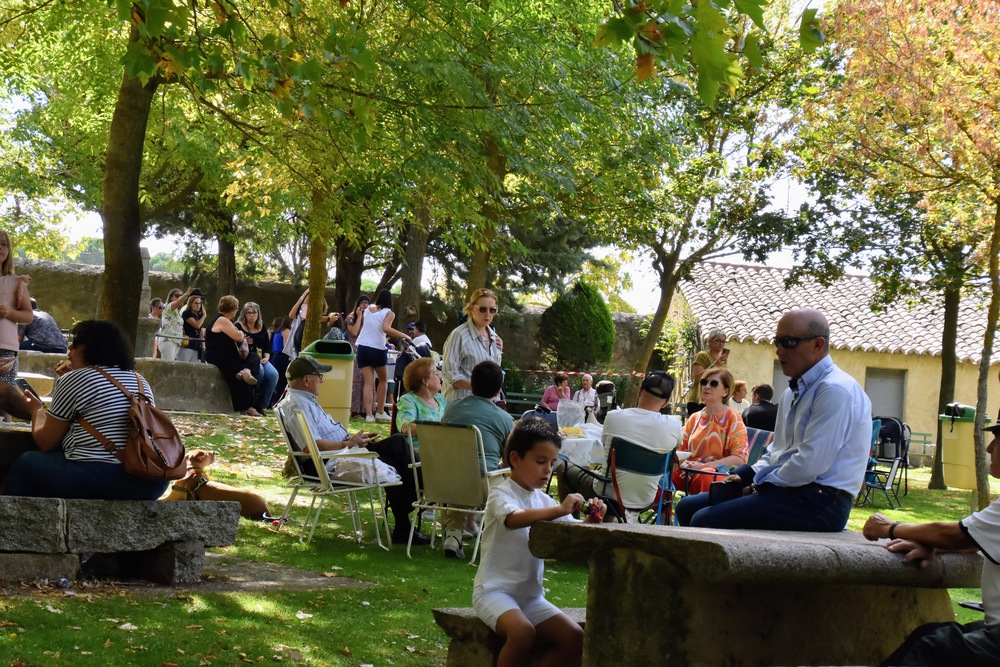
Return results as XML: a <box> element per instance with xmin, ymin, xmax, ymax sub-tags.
<box><xmin>277</xmin><ymin>356</ymin><xmax>428</xmax><ymax>545</ymax></box>
<box><xmin>439</xmin><ymin>360</ymin><xmax>515</xmax><ymax>559</ymax></box>
<box><xmin>555</xmin><ymin>371</ymin><xmax>682</xmax><ymax>521</ymax></box>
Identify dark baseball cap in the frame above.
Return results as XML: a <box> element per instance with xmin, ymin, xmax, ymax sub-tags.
<box><xmin>287</xmin><ymin>356</ymin><xmax>332</xmax><ymax>381</ymax></box>
<box><xmin>984</xmin><ymin>423</ymin><xmax>1000</xmax><ymax>435</ymax></box>
<box><xmin>641</xmin><ymin>370</ymin><xmax>674</xmax><ymax>399</ymax></box>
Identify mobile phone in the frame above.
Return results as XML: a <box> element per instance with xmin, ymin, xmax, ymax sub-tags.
<box><xmin>15</xmin><ymin>378</ymin><xmax>38</xmax><ymax>398</ymax></box>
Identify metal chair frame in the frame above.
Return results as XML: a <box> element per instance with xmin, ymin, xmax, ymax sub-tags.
<box><xmin>275</xmin><ymin>404</ymin><xmax>398</xmax><ymax>547</ymax></box>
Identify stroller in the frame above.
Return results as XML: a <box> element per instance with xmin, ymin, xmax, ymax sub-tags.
<box><xmin>393</xmin><ymin>337</ymin><xmax>433</xmax><ymax>399</ymax></box>
<box><xmin>594</xmin><ymin>380</ymin><xmax>617</xmax><ymax>424</ymax></box>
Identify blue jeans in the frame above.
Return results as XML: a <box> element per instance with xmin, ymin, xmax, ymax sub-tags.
<box><xmin>675</xmin><ymin>480</ymin><xmax>853</xmax><ymax>532</ymax></box>
<box><xmin>2</xmin><ymin>450</ymin><xmax>168</xmax><ymax>500</ymax></box>
<box><xmin>255</xmin><ymin>360</ymin><xmax>279</xmax><ymax>412</ymax></box>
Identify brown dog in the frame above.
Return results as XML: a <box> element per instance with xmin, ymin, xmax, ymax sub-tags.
<box><xmin>164</xmin><ymin>449</ymin><xmax>271</xmax><ymax>520</ymax></box>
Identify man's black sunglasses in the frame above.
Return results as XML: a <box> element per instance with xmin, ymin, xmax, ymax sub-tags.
<box><xmin>774</xmin><ymin>335</ymin><xmax>822</xmax><ymax>349</ymax></box>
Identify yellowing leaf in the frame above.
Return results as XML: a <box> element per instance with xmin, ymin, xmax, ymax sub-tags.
<box><xmin>636</xmin><ymin>53</ymin><xmax>655</xmax><ymax>82</ymax></box>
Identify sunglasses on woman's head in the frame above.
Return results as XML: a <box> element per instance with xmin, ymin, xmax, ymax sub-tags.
<box><xmin>477</xmin><ymin>306</ymin><xmax>498</xmax><ymax>314</ymax></box>
<box><xmin>773</xmin><ymin>335</ymin><xmax>821</xmax><ymax>349</ymax></box>
<box><xmin>700</xmin><ymin>379</ymin><xmax>721</xmax><ymax>387</ymax></box>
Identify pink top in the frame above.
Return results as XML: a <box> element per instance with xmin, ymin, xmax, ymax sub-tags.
<box><xmin>541</xmin><ymin>384</ymin><xmax>570</xmax><ymax>412</ymax></box>
<box><xmin>0</xmin><ymin>275</ymin><xmax>23</xmax><ymax>351</ymax></box>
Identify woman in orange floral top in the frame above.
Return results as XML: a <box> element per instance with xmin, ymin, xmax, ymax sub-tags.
<box><xmin>672</xmin><ymin>368</ymin><xmax>748</xmax><ymax>495</ymax></box>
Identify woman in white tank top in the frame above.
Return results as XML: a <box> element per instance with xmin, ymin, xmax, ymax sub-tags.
<box><xmin>356</xmin><ymin>289</ymin><xmax>412</xmax><ymax>422</ymax></box>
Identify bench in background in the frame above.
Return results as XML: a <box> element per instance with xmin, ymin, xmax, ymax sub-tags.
<box><xmin>504</xmin><ymin>391</ymin><xmax>542</xmax><ymax>416</ymax></box>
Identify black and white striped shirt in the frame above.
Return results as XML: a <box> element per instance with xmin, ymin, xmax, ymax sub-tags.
<box><xmin>48</xmin><ymin>366</ymin><xmax>154</xmax><ymax>464</ymax></box>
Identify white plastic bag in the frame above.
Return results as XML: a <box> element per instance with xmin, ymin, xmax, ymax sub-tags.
<box><xmin>327</xmin><ymin>448</ymin><xmax>401</xmax><ymax>485</ymax></box>
<box><xmin>557</xmin><ymin>399</ymin><xmax>586</xmax><ymax>430</ymax></box>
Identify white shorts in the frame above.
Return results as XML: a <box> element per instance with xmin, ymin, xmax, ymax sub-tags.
<box><xmin>473</xmin><ymin>587</ymin><xmax>562</xmax><ymax>632</ymax></box>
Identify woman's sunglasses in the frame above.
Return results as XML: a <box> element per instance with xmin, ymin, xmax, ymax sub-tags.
<box><xmin>700</xmin><ymin>379</ymin><xmax>721</xmax><ymax>388</ymax></box>
<box><xmin>477</xmin><ymin>306</ymin><xmax>498</xmax><ymax>314</ymax></box>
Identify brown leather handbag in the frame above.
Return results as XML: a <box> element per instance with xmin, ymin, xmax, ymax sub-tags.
<box><xmin>77</xmin><ymin>367</ymin><xmax>186</xmax><ymax>480</ymax></box>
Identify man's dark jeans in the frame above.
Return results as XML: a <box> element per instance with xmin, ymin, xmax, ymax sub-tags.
<box><xmin>675</xmin><ymin>466</ymin><xmax>852</xmax><ymax>532</ymax></box>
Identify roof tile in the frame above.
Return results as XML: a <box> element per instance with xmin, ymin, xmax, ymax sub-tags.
<box><xmin>679</xmin><ymin>262</ymin><xmax>995</xmax><ymax>364</ymax></box>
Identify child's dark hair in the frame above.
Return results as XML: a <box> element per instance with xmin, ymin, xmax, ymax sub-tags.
<box><xmin>505</xmin><ymin>417</ymin><xmax>562</xmax><ymax>462</ymax></box>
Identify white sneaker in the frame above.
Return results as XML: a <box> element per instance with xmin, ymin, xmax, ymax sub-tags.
<box><xmin>365</xmin><ymin>415</ymin><xmax>375</xmax><ymax>423</ymax></box>
<box><xmin>374</xmin><ymin>411</ymin><xmax>391</xmax><ymax>422</ymax></box>
<box><xmin>443</xmin><ymin>530</ymin><xmax>465</xmax><ymax>559</ymax></box>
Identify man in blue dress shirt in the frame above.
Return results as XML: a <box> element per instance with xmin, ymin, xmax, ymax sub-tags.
<box><xmin>676</xmin><ymin>308</ymin><xmax>872</xmax><ymax>532</ymax></box>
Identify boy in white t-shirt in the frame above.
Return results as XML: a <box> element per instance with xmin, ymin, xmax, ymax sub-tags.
<box><xmin>473</xmin><ymin>419</ymin><xmax>606</xmax><ymax>667</ymax></box>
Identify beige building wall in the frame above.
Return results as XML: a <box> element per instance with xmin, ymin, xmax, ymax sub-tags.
<box><xmin>722</xmin><ymin>342</ymin><xmax>999</xmax><ymax>438</ymax></box>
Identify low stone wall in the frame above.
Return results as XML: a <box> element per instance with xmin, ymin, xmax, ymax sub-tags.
<box><xmin>18</xmin><ymin>351</ymin><xmax>235</xmax><ymax>414</ymax></box>
<box><xmin>0</xmin><ymin>496</ymin><xmax>240</xmax><ymax>584</ymax></box>
<box><xmin>16</xmin><ymin>258</ymin><xmax>648</xmax><ymax>376</ymax></box>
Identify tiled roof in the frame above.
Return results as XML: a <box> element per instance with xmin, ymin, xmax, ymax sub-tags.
<box><xmin>679</xmin><ymin>261</ymin><xmax>996</xmax><ymax>364</ymax></box>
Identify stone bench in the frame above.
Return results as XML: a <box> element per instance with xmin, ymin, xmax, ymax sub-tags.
<box><xmin>433</xmin><ymin>607</ymin><xmax>586</xmax><ymax>667</ymax></box>
<box><xmin>17</xmin><ymin>351</ymin><xmax>235</xmax><ymax>413</ymax></box>
<box><xmin>0</xmin><ymin>496</ymin><xmax>240</xmax><ymax>585</ymax></box>
<box><xmin>529</xmin><ymin>522</ymin><xmax>983</xmax><ymax>667</ymax></box>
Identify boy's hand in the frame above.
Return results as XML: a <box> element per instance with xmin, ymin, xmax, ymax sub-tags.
<box><xmin>582</xmin><ymin>499</ymin><xmax>607</xmax><ymax>523</ymax></box>
<box><xmin>560</xmin><ymin>493</ymin><xmax>584</xmax><ymax>516</ymax></box>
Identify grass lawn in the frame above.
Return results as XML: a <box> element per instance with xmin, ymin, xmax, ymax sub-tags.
<box><xmin>0</xmin><ymin>412</ymin><xmax>993</xmax><ymax>666</ymax></box>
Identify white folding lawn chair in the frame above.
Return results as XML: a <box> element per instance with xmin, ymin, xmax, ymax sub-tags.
<box><xmin>275</xmin><ymin>404</ymin><xmax>398</xmax><ymax>548</ymax></box>
<box><xmin>405</xmin><ymin>421</ymin><xmax>507</xmax><ymax>564</ymax></box>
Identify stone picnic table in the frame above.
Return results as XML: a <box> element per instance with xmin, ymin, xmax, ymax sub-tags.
<box><xmin>530</xmin><ymin>521</ymin><xmax>983</xmax><ymax>667</ymax></box>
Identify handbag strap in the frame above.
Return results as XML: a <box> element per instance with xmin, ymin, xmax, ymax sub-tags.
<box><xmin>76</xmin><ymin>366</ymin><xmax>146</xmax><ymax>454</ymax></box>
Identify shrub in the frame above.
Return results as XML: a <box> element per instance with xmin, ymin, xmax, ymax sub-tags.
<box><xmin>538</xmin><ymin>281</ymin><xmax>615</xmax><ymax>370</ymax></box>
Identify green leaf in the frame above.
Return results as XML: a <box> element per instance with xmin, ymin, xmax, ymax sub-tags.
<box><xmin>143</xmin><ymin>0</ymin><xmax>170</xmax><ymax>36</ymax></box>
<box><xmin>114</xmin><ymin>0</ymin><xmax>131</xmax><ymax>22</ymax></box>
<box><xmin>799</xmin><ymin>9</ymin><xmax>825</xmax><ymax>54</ymax></box>
<box><xmin>733</xmin><ymin>0</ymin><xmax>767</xmax><ymax>32</ymax></box>
<box><xmin>694</xmin><ymin>1</ymin><xmax>730</xmax><ymax>34</ymax></box>
<box><xmin>743</xmin><ymin>32</ymin><xmax>763</xmax><ymax>70</ymax></box>
<box><xmin>121</xmin><ymin>42</ymin><xmax>156</xmax><ymax>83</ymax></box>
<box><xmin>592</xmin><ymin>22</ymin><xmax>615</xmax><ymax>48</ymax></box>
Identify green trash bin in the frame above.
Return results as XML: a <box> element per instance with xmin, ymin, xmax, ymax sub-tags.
<box><xmin>300</xmin><ymin>339</ymin><xmax>355</xmax><ymax>426</ymax></box>
<box><xmin>939</xmin><ymin>405</ymin><xmax>990</xmax><ymax>490</ymax></box>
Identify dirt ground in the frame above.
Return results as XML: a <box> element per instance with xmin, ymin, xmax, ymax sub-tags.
<box><xmin>0</xmin><ymin>552</ymin><xmax>370</xmax><ymax>596</ymax></box>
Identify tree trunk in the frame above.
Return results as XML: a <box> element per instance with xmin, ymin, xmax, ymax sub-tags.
<box><xmin>217</xmin><ymin>218</ymin><xmax>236</xmax><ymax>298</ymax></box>
<box><xmin>929</xmin><ymin>280</ymin><xmax>961</xmax><ymax>489</ymax></box>
<box><xmin>973</xmin><ymin>198</ymin><xmax>1000</xmax><ymax>510</ymax></box>
<box><xmin>399</xmin><ymin>203</ymin><xmax>431</xmax><ymax>320</ymax></box>
<box><xmin>624</xmin><ymin>256</ymin><xmax>681</xmax><ymax>407</ymax></box>
<box><xmin>100</xmin><ymin>35</ymin><xmax>158</xmax><ymax>351</ymax></box>
<box><xmin>304</xmin><ymin>233</ymin><xmax>329</xmax><ymax>347</ymax></box>
<box><xmin>466</xmin><ymin>133</ymin><xmax>505</xmax><ymax>302</ymax></box>
<box><xmin>333</xmin><ymin>236</ymin><xmax>364</xmax><ymax>314</ymax></box>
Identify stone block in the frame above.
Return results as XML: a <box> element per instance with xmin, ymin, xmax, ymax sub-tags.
<box><xmin>0</xmin><ymin>553</ymin><xmax>79</xmax><ymax>581</ymax></box>
<box><xmin>0</xmin><ymin>496</ymin><xmax>67</xmax><ymax>553</ymax></box>
<box><xmin>145</xmin><ymin>541</ymin><xmax>206</xmax><ymax>585</ymax></box>
<box><xmin>84</xmin><ymin>541</ymin><xmax>207</xmax><ymax>585</ymax></box>
<box><xmin>65</xmin><ymin>499</ymin><xmax>240</xmax><ymax>552</ymax></box>
<box><xmin>434</xmin><ymin>607</ymin><xmax>585</xmax><ymax>667</ymax></box>
<box><xmin>529</xmin><ymin>522</ymin><xmax>984</xmax><ymax>667</ymax></box>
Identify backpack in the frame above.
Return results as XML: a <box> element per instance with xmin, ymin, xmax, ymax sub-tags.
<box><xmin>78</xmin><ymin>367</ymin><xmax>187</xmax><ymax>480</ymax></box>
